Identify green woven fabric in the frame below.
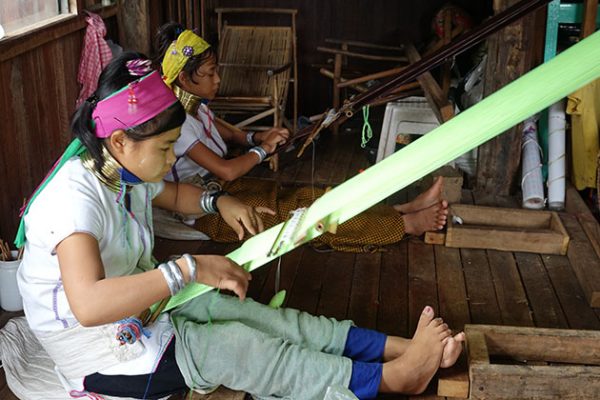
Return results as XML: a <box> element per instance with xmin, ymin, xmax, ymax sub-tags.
<box><xmin>163</xmin><ymin>31</ymin><xmax>600</xmax><ymax>311</ymax></box>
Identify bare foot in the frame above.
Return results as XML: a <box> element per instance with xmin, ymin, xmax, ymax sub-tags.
<box><xmin>379</xmin><ymin>306</ymin><xmax>450</xmax><ymax>395</ymax></box>
<box><xmin>403</xmin><ymin>200</ymin><xmax>449</xmax><ymax>235</ymax></box>
<box><xmin>382</xmin><ymin>336</ymin><xmax>411</xmax><ymax>362</ymax></box>
<box><xmin>394</xmin><ymin>176</ymin><xmax>444</xmax><ymax>214</ymax></box>
<box><xmin>440</xmin><ymin>332</ymin><xmax>466</xmax><ymax>368</ymax></box>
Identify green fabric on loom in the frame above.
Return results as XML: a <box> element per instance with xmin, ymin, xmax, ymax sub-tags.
<box><xmin>163</xmin><ymin>31</ymin><xmax>600</xmax><ymax>312</ymax></box>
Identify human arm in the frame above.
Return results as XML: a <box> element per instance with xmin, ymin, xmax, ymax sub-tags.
<box><xmin>56</xmin><ymin>233</ymin><xmax>251</xmax><ymax>327</ymax></box>
<box><xmin>187</xmin><ymin>140</ymin><xmax>263</xmax><ymax>181</ymax></box>
<box><xmin>153</xmin><ymin>181</ymin><xmax>275</xmax><ymax>239</ymax></box>
<box><xmin>215</xmin><ymin>118</ymin><xmax>289</xmax><ymax>154</ymax></box>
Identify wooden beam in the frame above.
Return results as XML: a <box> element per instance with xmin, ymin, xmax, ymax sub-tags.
<box><xmin>582</xmin><ymin>0</ymin><xmax>599</xmax><ymax>38</ymax></box>
<box><xmin>324</xmin><ymin>38</ymin><xmax>404</xmax><ymax>52</ymax></box>
<box><xmin>215</xmin><ymin>8</ymin><xmax>297</xmax><ymax>16</ymax></box>
<box><xmin>475</xmin><ymin>0</ymin><xmax>539</xmax><ymax>195</ymax></box>
<box><xmin>467</xmin><ymin>324</ymin><xmax>600</xmax><ymax>364</ymax></box>
<box><xmin>445</xmin><ymin>205</ymin><xmax>570</xmax><ymax>255</ymax></box>
<box><xmin>404</xmin><ymin>42</ymin><xmax>454</xmax><ymax>124</ymax></box>
<box><xmin>317</xmin><ymin>46</ymin><xmax>407</xmax><ymax>62</ymax></box>
<box><xmin>424</xmin><ymin>231</ymin><xmax>446</xmax><ymax>245</ymax></box>
<box><xmin>466</xmin><ymin>325</ymin><xmax>600</xmax><ymax>400</ymax></box>
<box><xmin>437</xmin><ymin>353</ymin><xmax>469</xmax><ymax>398</ymax></box>
<box><xmin>319</xmin><ymin>68</ymin><xmax>368</xmax><ymax>93</ymax></box>
<box><xmin>561</xmin><ymin>213</ymin><xmax>600</xmax><ymax>307</ymax></box>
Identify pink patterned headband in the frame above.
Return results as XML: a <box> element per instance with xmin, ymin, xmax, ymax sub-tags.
<box><xmin>92</xmin><ymin>70</ymin><xmax>178</xmax><ymax>138</ymax></box>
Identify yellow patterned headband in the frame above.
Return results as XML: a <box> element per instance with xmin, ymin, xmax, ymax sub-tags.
<box><xmin>162</xmin><ymin>30</ymin><xmax>211</xmax><ymax>86</ymax></box>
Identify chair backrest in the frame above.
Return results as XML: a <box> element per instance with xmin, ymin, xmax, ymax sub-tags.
<box><xmin>217</xmin><ymin>25</ymin><xmax>292</xmax><ymax>98</ymax></box>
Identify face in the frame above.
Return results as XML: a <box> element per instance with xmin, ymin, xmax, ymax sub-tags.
<box><xmin>180</xmin><ymin>55</ymin><xmax>221</xmax><ymax>100</ymax></box>
<box><xmin>113</xmin><ymin>127</ymin><xmax>181</xmax><ymax>183</ymax></box>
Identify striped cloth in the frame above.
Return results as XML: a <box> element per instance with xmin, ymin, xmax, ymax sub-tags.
<box><xmin>195</xmin><ymin>177</ymin><xmax>405</xmax><ymax>253</ymax></box>
<box><xmin>76</xmin><ymin>12</ymin><xmax>112</xmax><ymax>107</ymax></box>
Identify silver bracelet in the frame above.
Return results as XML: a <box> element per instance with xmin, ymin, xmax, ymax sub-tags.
<box><xmin>199</xmin><ymin>190</ymin><xmax>218</xmax><ymax>214</ymax></box>
<box><xmin>246</xmin><ymin>131</ymin><xmax>256</xmax><ymax>146</ymax></box>
<box><xmin>167</xmin><ymin>260</ymin><xmax>186</xmax><ymax>292</ymax></box>
<box><xmin>158</xmin><ymin>263</ymin><xmax>179</xmax><ymax>295</ymax></box>
<box><xmin>248</xmin><ymin>146</ymin><xmax>268</xmax><ymax>163</ymax></box>
<box><xmin>181</xmin><ymin>253</ymin><xmax>197</xmax><ymax>283</ymax></box>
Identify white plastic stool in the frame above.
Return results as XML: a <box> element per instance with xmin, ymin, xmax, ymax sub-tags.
<box><xmin>376</xmin><ymin>96</ymin><xmax>440</xmax><ymax>163</ymax></box>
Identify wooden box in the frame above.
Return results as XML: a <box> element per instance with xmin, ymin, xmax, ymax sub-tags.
<box><xmin>445</xmin><ymin>204</ymin><xmax>570</xmax><ymax>255</ymax></box>
<box><xmin>465</xmin><ymin>324</ymin><xmax>600</xmax><ymax>400</ymax></box>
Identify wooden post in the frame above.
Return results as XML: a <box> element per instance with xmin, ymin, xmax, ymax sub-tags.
<box><xmin>582</xmin><ymin>0</ymin><xmax>599</xmax><ymax>38</ymax></box>
<box><xmin>332</xmin><ymin>52</ymin><xmax>342</xmax><ymax>134</ymax></box>
<box><xmin>117</xmin><ymin>0</ymin><xmax>151</xmax><ymax>54</ymax></box>
<box><xmin>405</xmin><ymin>42</ymin><xmax>454</xmax><ymax>123</ymax></box>
<box><xmin>475</xmin><ymin>0</ymin><xmax>539</xmax><ymax>196</ymax></box>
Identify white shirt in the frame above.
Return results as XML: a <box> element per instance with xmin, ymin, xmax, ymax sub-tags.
<box><xmin>17</xmin><ymin>157</ymin><xmax>173</xmax><ymax>387</ymax></box>
<box><xmin>165</xmin><ymin>104</ymin><xmax>228</xmax><ymax>182</ymax></box>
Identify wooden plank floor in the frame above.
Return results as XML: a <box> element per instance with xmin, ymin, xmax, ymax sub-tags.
<box><xmin>2</xmin><ymin>129</ymin><xmax>600</xmax><ymax>399</ymax></box>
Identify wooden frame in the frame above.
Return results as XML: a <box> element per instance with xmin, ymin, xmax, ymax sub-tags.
<box><xmin>456</xmin><ymin>325</ymin><xmax>600</xmax><ymax>400</ymax></box>
<box><xmin>445</xmin><ymin>204</ymin><xmax>570</xmax><ymax>255</ymax></box>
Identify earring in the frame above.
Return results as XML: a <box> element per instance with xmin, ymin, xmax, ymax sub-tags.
<box><xmin>128</xmin><ymin>84</ymin><xmax>138</xmax><ymax>113</ymax></box>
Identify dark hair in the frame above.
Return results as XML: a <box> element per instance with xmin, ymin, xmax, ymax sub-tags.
<box><xmin>153</xmin><ymin>22</ymin><xmax>217</xmax><ymax>85</ymax></box>
<box><xmin>71</xmin><ymin>51</ymin><xmax>186</xmax><ymax>173</ymax></box>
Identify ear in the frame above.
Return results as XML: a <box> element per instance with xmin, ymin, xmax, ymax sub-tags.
<box><xmin>106</xmin><ymin>130</ymin><xmax>128</xmax><ymax>155</ymax></box>
<box><xmin>178</xmin><ymin>70</ymin><xmax>190</xmax><ymax>86</ymax></box>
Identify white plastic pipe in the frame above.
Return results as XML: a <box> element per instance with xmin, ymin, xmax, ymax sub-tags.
<box><xmin>521</xmin><ymin>116</ymin><xmax>545</xmax><ymax>209</ymax></box>
<box><xmin>547</xmin><ymin>99</ymin><xmax>566</xmax><ymax>210</ymax></box>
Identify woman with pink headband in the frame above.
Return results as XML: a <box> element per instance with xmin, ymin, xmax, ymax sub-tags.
<box><xmin>15</xmin><ymin>52</ymin><xmax>464</xmax><ymax>399</ymax></box>
<box><xmin>14</xmin><ymin>52</ymin><xmax>264</xmax><ymax>398</ymax></box>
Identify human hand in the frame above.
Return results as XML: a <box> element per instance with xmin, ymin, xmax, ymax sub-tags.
<box><xmin>255</xmin><ymin>128</ymin><xmax>289</xmax><ymax>153</ymax></box>
<box><xmin>216</xmin><ymin>195</ymin><xmax>276</xmax><ymax>240</ymax></box>
<box><xmin>193</xmin><ymin>255</ymin><xmax>251</xmax><ymax>300</ymax></box>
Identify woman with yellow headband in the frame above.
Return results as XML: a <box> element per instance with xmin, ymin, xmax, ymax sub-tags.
<box><xmin>156</xmin><ymin>23</ymin><xmax>449</xmax><ymax>252</ymax></box>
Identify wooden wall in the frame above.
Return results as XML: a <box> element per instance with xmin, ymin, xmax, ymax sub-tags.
<box><xmin>0</xmin><ymin>11</ymin><xmax>118</xmax><ymax>241</ymax></box>
<box><xmin>148</xmin><ymin>0</ymin><xmax>493</xmax><ymax>116</ymax></box>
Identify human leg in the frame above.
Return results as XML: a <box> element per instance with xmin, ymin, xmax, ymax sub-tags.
<box><xmin>171</xmin><ymin>292</ymin><xmax>352</xmax><ymax>355</ymax></box>
<box><xmin>171</xmin><ymin>318</ymin><xmax>353</xmax><ymax>399</ymax></box>
<box><xmin>393</xmin><ymin>176</ymin><xmax>444</xmax><ymax>214</ymax></box>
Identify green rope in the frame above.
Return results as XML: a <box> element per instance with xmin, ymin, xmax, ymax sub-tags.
<box><xmin>361</xmin><ymin>105</ymin><xmax>373</xmax><ymax>148</ymax></box>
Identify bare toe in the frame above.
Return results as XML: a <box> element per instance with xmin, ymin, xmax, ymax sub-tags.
<box><xmin>416</xmin><ymin>306</ymin><xmax>435</xmax><ymax>333</ymax></box>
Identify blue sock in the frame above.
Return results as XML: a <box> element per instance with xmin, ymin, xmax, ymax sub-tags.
<box><xmin>348</xmin><ymin>361</ymin><xmax>382</xmax><ymax>399</ymax></box>
<box><xmin>343</xmin><ymin>326</ymin><xmax>387</xmax><ymax>362</ymax></box>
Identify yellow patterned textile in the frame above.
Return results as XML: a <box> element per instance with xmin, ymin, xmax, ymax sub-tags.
<box><xmin>195</xmin><ymin>178</ymin><xmax>406</xmax><ymax>253</ymax></box>
<box><xmin>567</xmin><ymin>78</ymin><xmax>600</xmax><ymax>190</ymax></box>
<box><xmin>162</xmin><ymin>30</ymin><xmax>210</xmax><ymax>86</ymax></box>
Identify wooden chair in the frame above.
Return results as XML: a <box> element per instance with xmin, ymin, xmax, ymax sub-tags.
<box><xmin>211</xmin><ymin>8</ymin><xmax>298</xmax><ymax>135</ymax></box>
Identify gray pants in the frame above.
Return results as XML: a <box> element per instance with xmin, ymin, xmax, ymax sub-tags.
<box><xmin>170</xmin><ymin>292</ymin><xmax>354</xmax><ymax>399</ymax></box>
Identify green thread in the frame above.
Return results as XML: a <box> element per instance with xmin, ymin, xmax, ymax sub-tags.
<box><xmin>361</xmin><ymin>105</ymin><xmax>373</xmax><ymax>148</ymax></box>
<box><xmin>268</xmin><ymin>290</ymin><xmax>286</xmax><ymax>309</ymax></box>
